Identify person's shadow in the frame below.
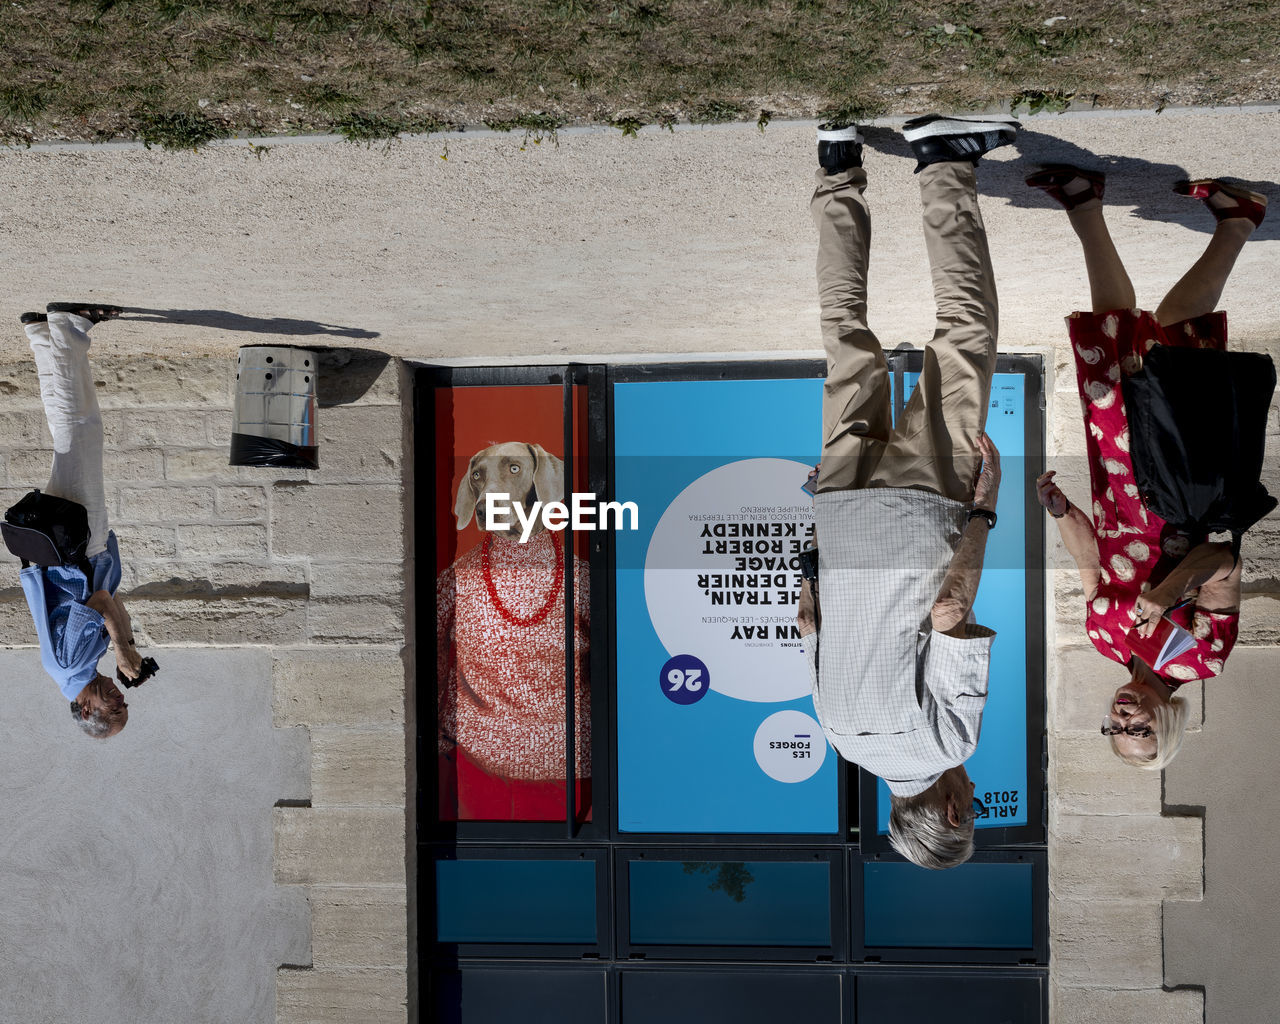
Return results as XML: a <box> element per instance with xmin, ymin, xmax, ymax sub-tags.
<box><xmin>124</xmin><ymin>308</ymin><xmax>380</xmax><ymax>340</ymax></box>
<box><xmin>863</xmin><ymin>125</ymin><xmax>1280</xmax><ymax>241</ymax></box>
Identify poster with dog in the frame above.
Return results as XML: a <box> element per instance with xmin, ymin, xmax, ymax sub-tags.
<box><xmin>434</xmin><ymin>385</ymin><xmax>591</xmax><ymax>823</ymax></box>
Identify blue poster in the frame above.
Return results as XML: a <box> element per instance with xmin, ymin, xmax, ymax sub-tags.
<box><xmin>614</xmin><ymin>373</ymin><xmax>1034</xmax><ymax>836</ymax></box>
<box><xmin>614</xmin><ymin>378</ymin><xmax>838</xmax><ymax>834</ymax></box>
<box><xmin>875</xmin><ymin>373</ymin><xmax>1031</xmax><ymax>832</ymax></box>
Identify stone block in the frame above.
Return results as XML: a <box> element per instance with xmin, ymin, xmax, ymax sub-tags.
<box><xmin>307</xmin><ymin>598</ymin><xmax>404</xmax><ymax>644</ymax></box>
<box><xmin>177</xmin><ymin>523</ymin><xmax>270</xmax><ymax>558</ymax></box>
<box><xmin>1051</xmin><ymin>898</ymin><xmax>1164</xmax><ymax>989</ymax></box>
<box><xmin>273</xmin><ymin>649</ymin><xmax>406</xmax><ymax>728</ymax></box>
<box><xmin>124</xmin><ymin>560</ymin><xmax>308</xmax><ymax>599</ymax></box>
<box><xmin>1050</xmin><ymin>981</ymin><xmax>1202</xmax><ymax>1024</ymax></box>
<box><xmin>1238</xmin><ymin>593</ymin><xmax>1280</xmax><ymax>645</ymax></box>
<box><xmin>110</xmin><ymin>408</ymin><xmax>211</xmax><ymax>448</ymax></box>
<box><xmin>1050</xmin><ymin>646</ymin><xmax>1124</xmax><ymax>734</ymax></box>
<box><xmin>127</xmin><ymin>596</ymin><xmax>307</xmax><ymax>646</ymax></box>
<box><xmin>0</xmin><ymin>597</ymin><xmax>36</xmax><ymax>647</ymax></box>
<box><xmin>0</xmin><ymin>410</ymin><xmax>50</xmax><ymax>446</ymax></box>
<box><xmin>1050</xmin><ymin>813</ymin><xmax>1201</xmax><ymax>902</ymax></box>
<box><xmin>277</xmin><ymin>967</ymin><xmax>407</xmax><ymax>1024</ymax></box>
<box><xmin>1050</xmin><ymin>733</ymin><xmax>1164</xmax><ymax>816</ymax></box>
<box><xmin>207</xmin><ymin>408</ymin><xmax>234</xmax><ymax>446</ymax></box>
<box><xmin>165</xmin><ymin>447</ymin><xmax>253</xmax><ymax>482</ymax></box>
<box><xmin>215</xmin><ymin>485</ymin><xmax>268</xmax><ymax>520</ymax></box>
<box><xmin>93</xmin><ymin>356</ymin><xmax>233</xmax><ymax>409</ymax></box>
<box><xmin>271</xmin><ymin>483</ymin><xmax>403</xmax><ymax>561</ymax></box>
<box><xmin>308</xmin><ymin>887</ymin><xmax>408</xmax><ymax>969</ymax></box>
<box><xmin>121</xmin><ymin>485</ymin><xmax>215</xmax><ymax>522</ymax></box>
<box><xmin>111</xmin><ymin>523</ymin><xmax>179</xmax><ymax>559</ymax></box>
<box><xmin>316</xmin><ymin>352</ymin><xmax>402</xmax><ymax>408</ymax></box>
<box><xmin>0</xmin><ymin>363</ymin><xmax>42</xmax><ymax>405</ymax></box>
<box><xmin>317</xmin><ymin>405</ymin><xmax>404</xmax><ymax>480</ymax></box>
<box><xmin>104</xmin><ymin>447</ymin><xmax>166</xmax><ymax>484</ymax></box>
<box><xmin>274</xmin><ymin>807</ymin><xmax>405</xmax><ymax>885</ymax></box>
<box><xmin>310</xmin><ymin>729</ymin><xmax>406</xmax><ymax>807</ymax></box>
<box><xmin>309</xmin><ymin>562</ymin><xmax>404</xmax><ymax>599</ymax></box>
<box><xmin>3</xmin><ymin>447</ymin><xmax>51</xmax><ymax>486</ymax></box>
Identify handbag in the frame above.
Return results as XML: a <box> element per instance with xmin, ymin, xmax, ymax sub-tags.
<box><xmin>2</xmin><ymin>489</ymin><xmax>93</xmax><ymax>575</ymax></box>
<box><xmin>1122</xmin><ymin>346</ymin><xmax>1277</xmax><ymax>541</ymax></box>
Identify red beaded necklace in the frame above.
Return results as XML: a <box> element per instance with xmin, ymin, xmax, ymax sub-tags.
<box><xmin>481</xmin><ymin>532</ymin><xmax>564</xmax><ymax>626</ymax></box>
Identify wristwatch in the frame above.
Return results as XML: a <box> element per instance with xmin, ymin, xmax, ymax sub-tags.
<box><xmin>967</xmin><ymin>507</ymin><xmax>997</xmax><ymax>530</ymax></box>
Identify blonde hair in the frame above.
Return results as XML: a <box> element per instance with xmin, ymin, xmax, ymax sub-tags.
<box><xmin>1108</xmin><ymin>694</ymin><xmax>1190</xmax><ymax>770</ymax></box>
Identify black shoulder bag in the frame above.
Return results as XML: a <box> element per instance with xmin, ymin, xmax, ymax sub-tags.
<box><xmin>2</xmin><ymin>489</ymin><xmax>93</xmax><ymax>577</ymax></box>
<box><xmin>1122</xmin><ymin>346</ymin><xmax>1277</xmax><ymax>549</ymax></box>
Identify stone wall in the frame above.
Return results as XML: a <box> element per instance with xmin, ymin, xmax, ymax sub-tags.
<box><xmin>0</xmin><ymin>345</ymin><xmax>413</xmax><ymax>1024</ymax></box>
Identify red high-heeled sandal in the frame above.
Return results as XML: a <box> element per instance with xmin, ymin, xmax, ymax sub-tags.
<box><xmin>1025</xmin><ymin>165</ymin><xmax>1106</xmax><ymax>211</ymax></box>
<box><xmin>1173</xmin><ymin>179</ymin><xmax>1268</xmax><ymax>227</ymax></box>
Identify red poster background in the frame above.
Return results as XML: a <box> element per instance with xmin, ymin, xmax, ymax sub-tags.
<box><xmin>434</xmin><ymin>385</ymin><xmax>591</xmax><ymax>822</ymax></box>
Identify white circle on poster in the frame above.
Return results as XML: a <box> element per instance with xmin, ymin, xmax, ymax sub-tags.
<box><xmin>753</xmin><ymin>710</ymin><xmax>826</xmax><ymax>783</ymax></box>
<box><xmin>644</xmin><ymin>457</ymin><xmax>815</xmax><ymax>703</ymax></box>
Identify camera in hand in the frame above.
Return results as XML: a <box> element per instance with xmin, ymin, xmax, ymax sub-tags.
<box><xmin>118</xmin><ymin>656</ymin><xmax>159</xmax><ymax>689</ymax></box>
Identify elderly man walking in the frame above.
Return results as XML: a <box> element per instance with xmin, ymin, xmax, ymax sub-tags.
<box><xmin>797</xmin><ymin>115</ymin><xmax>1016</xmax><ymax>869</ymax></box>
<box><xmin>12</xmin><ymin>303</ymin><xmax>147</xmax><ymax>738</ymax></box>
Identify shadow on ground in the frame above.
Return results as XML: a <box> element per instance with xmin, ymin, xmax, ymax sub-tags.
<box><xmin>863</xmin><ymin>126</ymin><xmax>1279</xmax><ymax>241</ymax></box>
<box><xmin>125</xmin><ymin>308</ymin><xmax>380</xmax><ymax>340</ymax></box>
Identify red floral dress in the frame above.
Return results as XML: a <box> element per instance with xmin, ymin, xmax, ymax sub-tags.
<box><xmin>1069</xmin><ymin>308</ymin><xmax>1239</xmax><ymax>687</ymax></box>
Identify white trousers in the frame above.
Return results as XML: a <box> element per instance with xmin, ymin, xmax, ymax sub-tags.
<box><xmin>24</xmin><ymin>313</ymin><xmax>109</xmax><ymax>557</ymax></box>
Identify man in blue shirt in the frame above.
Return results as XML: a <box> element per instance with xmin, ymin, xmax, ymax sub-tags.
<box><xmin>17</xmin><ymin>304</ymin><xmax>143</xmax><ymax>738</ymax></box>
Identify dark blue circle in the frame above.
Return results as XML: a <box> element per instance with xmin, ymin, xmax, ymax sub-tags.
<box><xmin>660</xmin><ymin>654</ymin><xmax>710</xmax><ymax>706</ymax></box>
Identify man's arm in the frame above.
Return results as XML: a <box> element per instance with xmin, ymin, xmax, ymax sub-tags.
<box><xmin>931</xmin><ymin>518</ymin><xmax>992</xmax><ymax>636</ymax></box>
<box><xmin>85</xmin><ymin>590</ymin><xmax>142</xmax><ymax>678</ymax></box>
<box><xmin>932</xmin><ymin>432</ymin><xmax>1000</xmax><ymax>637</ymax></box>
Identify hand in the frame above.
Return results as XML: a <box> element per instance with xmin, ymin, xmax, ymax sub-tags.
<box><xmin>797</xmin><ymin>577</ymin><xmax>820</xmax><ymax>636</ymax></box>
<box><xmin>1035</xmin><ymin>470</ymin><xmax>1069</xmax><ymax>518</ymax></box>
<box><xmin>1132</xmin><ymin>591</ymin><xmax>1173</xmax><ymax>638</ymax></box>
<box><xmin>803</xmin><ymin>462</ymin><xmax>821</xmax><ymax>497</ymax></box>
<box><xmin>115</xmin><ymin>641</ymin><xmax>143</xmax><ymax>680</ymax></box>
<box><xmin>972</xmin><ymin>433</ymin><xmax>1001</xmax><ymax>512</ymax></box>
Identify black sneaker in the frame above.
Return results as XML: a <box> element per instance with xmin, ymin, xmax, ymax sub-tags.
<box><xmin>902</xmin><ymin>114</ymin><xmax>1020</xmax><ymax>173</ymax></box>
<box><xmin>817</xmin><ymin>124</ymin><xmax>864</xmax><ymax>173</ymax></box>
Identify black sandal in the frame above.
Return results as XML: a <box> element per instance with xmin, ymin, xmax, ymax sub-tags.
<box><xmin>46</xmin><ymin>302</ymin><xmax>124</xmax><ymax>323</ymax></box>
<box><xmin>19</xmin><ymin>312</ymin><xmax>47</xmax><ymax>325</ymax></box>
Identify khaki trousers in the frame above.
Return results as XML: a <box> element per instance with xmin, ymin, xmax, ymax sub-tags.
<box><xmin>811</xmin><ymin>160</ymin><xmax>998</xmax><ymax>501</ymax></box>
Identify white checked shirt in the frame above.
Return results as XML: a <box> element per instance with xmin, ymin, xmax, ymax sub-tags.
<box><xmin>802</xmin><ymin>487</ymin><xmax>996</xmax><ymax>797</ymax></box>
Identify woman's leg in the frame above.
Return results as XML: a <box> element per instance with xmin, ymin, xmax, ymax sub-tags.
<box><xmin>1067</xmin><ymin>203</ymin><xmax>1138</xmax><ymax>314</ymax></box>
<box><xmin>27</xmin><ymin>312</ymin><xmax>109</xmax><ymax>556</ymax></box>
<box><xmin>1154</xmin><ymin>217</ymin><xmax>1255</xmax><ymax>326</ymax></box>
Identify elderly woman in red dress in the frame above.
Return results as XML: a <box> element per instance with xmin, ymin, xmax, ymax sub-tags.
<box><xmin>1027</xmin><ymin>166</ymin><xmax>1265</xmax><ymax>769</ymax></box>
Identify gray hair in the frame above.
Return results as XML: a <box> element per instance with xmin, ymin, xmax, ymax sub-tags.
<box><xmin>887</xmin><ymin>789</ymin><xmax>976</xmax><ymax>870</ymax></box>
<box><xmin>69</xmin><ymin>700</ymin><xmax>113</xmax><ymax>739</ymax></box>
<box><xmin>1109</xmin><ymin>693</ymin><xmax>1190</xmax><ymax>770</ymax></box>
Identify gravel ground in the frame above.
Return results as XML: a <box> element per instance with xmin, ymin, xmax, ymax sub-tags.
<box><xmin>0</xmin><ymin>106</ymin><xmax>1277</xmax><ymax>362</ymax></box>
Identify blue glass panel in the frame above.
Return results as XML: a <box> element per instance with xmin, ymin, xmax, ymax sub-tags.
<box><xmin>622</xmin><ymin>970</ymin><xmax>843</xmax><ymax>1022</ymax></box>
<box><xmin>630</xmin><ymin>860</ymin><xmax>830</xmax><ymax>946</ymax></box>
<box><xmin>878</xmin><ymin>371</ymin><xmax>1030</xmax><ymax>832</ymax></box>
<box><xmin>435</xmin><ymin>859</ymin><xmax>596</xmax><ymax>943</ymax></box>
<box><xmin>863</xmin><ymin>861</ymin><xmax>1033</xmax><ymax>949</ymax></box>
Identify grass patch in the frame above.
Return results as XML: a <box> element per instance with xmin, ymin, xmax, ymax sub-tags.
<box><xmin>134</xmin><ymin>109</ymin><xmax>230</xmax><ymax>150</ymax></box>
<box><xmin>1010</xmin><ymin>89</ymin><xmax>1074</xmax><ymax>116</ymax></box>
<box><xmin>483</xmin><ymin>111</ymin><xmax>563</xmax><ymax>145</ymax></box>
<box><xmin>689</xmin><ymin>99</ymin><xmax>745</xmax><ymax>124</ymax></box>
<box><xmin>3</xmin><ymin>0</ymin><xmax>1275</xmax><ymax>142</ymax></box>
